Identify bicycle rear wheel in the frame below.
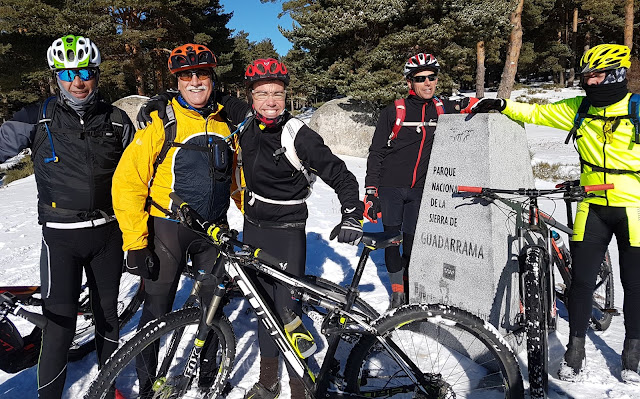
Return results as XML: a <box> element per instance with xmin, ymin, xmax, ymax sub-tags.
<box><xmin>521</xmin><ymin>246</ymin><xmax>549</xmax><ymax>399</ymax></box>
<box><xmin>68</xmin><ymin>273</ymin><xmax>144</xmax><ymax>360</ymax></box>
<box><xmin>84</xmin><ymin>307</ymin><xmax>235</xmax><ymax>399</ymax></box>
<box><xmin>344</xmin><ymin>304</ymin><xmax>524</xmax><ymax>398</ymax></box>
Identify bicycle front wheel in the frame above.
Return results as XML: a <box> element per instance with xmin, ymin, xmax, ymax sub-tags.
<box><xmin>69</xmin><ymin>273</ymin><xmax>144</xmax><ymax>360</ymax></box>
<box><xmin>344</xmin><ymin>304</ymin><xmax>524</xmax><ymax>398</ymax></box>
<box><xmin>84</xmin><ymin>307</ymin><xmax>235</xmax><ymax>399</ymax></box>
<box><xmin>521</xmin><ymin>245</ymin><xmax>549</xmax><ymax>399</ymax></box>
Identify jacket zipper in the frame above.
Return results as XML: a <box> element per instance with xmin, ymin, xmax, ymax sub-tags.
<box><xmin>81</xmin><ymin>115</ymin><xmax>95</xmax><ymax>211</ymax></box>
<box><xmin>411</xmin><ymin>102</ymin><xmax>428</xmax><ymax>188</ymax></box>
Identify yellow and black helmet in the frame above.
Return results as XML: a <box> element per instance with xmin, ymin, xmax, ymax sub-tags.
<box><xmin>579</xmin><ymin>44</ymin><xmax>631</xmax><ymax>74</ymax></box>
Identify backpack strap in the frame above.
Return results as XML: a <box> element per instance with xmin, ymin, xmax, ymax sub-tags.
<box><xmin>34</xmin><ymin>96</ymin><xmax>59</xmax><ymax>163</ymax></box>
<box><xmin>432</xmin><ymin>96</ymin><xmax>445</xmax><ymax>116</ymax></box>
<box><xmin>628</xmin><ymin>93</ymin><xmax>640</xmax><ymax>145</ymax></box>
<box><xmin>109</xmin><ymin>106</ymin><xmax>125</xmax><ymax>144</ymax></box>
<box><xmin>565</xmin><ymin>97</ymin><xmax>592</xmax><ymax>144</ymax></box>
<box><xmin>388</xmin><ymin>98</ymin><xmax>406</xmax><ymax>145</ymax></box>
<box><xmin>146</xmin><ymin>103</ymin><xmax>177</xmax><ymax>201</ymax></box>
<box><xmin>580</xmin><ymin>158</ymin><xmax>640</xmax><ymax>175</ymax></box>
<box><xmin>280</xmin><ymin>117</ymin><xmax>315</xmax><ymax>184</ymax></box>
<box><xmin>246</xmin><ymin>116</ymin><xmax>315</xmax><ymax>207</ymax></box>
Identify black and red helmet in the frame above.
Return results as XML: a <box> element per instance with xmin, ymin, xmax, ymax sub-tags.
<box><xmin>168</xmin><ymin>43</ymin><xmax>217</xmax><ymax>74</ymax></box>
<box><xmin>403</xmin><ymin>53</ymin><xmax>440</xmax><ymax>78</ymax></box>
<box><xmin>244</xmin><ymin>58</ymin><xmax>290</xmax><ymax>87</ymax></box>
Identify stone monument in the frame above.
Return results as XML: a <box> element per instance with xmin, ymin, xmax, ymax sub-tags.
<box><xmin>409</xmin><ymin>113</ymin><xmax>534</xmax><ymax>337</ymax></box>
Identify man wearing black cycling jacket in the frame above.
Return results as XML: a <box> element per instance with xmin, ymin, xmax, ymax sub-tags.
<box><xmin>0</xmin><ymin>35</ymin><xmax>134</xmax><ymax>399</ymax></box>
<box><xmin>472</xmin><ymin>44</ymin><xmax>640</xmax><ymax>384</ymax></box>
<box><xmin>364</xmin><ymin>53</ymin><xmax>478</xmax><ymax>308</ymax></box>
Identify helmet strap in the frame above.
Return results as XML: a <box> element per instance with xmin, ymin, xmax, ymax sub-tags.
<box><xmin>254</xmin><ymin>107</ymin><xmax>287</xmax><ymax>129</ymax></box>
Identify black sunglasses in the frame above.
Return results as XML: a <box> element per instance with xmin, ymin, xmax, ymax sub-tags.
<box><xmin>412</xmin><ymin>75</ymin><xmax>437</xmax><ymax>83</ymax></box>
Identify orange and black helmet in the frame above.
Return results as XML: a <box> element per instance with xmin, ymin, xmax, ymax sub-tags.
<box><xmin>168</xmin><ymin>43</ymin><xmax>217</xmax><ymax>74</ymax></box>
<box><xmin>244</xmin><ymin>58</ymin><xmax>290</xmax><ymax>87</ymax></box>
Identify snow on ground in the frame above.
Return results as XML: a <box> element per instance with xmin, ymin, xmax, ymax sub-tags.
<box><xmin>1</xmin><ymin>86</ymin><xmax>638</xmax><ymax>398</ymax></box>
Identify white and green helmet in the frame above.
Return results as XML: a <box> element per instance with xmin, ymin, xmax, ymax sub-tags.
<box><xmin>47</xmin><ymin>35</ymin><xmax>101</xmax><ymax>70</ymax></box>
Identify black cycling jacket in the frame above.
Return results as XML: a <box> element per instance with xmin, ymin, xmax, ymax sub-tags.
<box><xmin>0</xmin><ymin>95</ymin><xmax>134</xmax><ymax>223</ymax></box>
<box><xmin>220</xmin><ymin>93</ymin><xmax>363</xmax><ymax>224</ymax></box>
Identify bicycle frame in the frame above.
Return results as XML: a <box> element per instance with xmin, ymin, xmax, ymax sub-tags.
<box><xmin>223</xmin><ymin>240</ymin><xmax>433</xmax><ymax>398</ymax></box>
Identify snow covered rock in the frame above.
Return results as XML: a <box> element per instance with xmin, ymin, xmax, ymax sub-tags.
<box><xmin>308</xmin><ymin>97</ymin><xmax>377</xmax><ymax>158</ymax></box>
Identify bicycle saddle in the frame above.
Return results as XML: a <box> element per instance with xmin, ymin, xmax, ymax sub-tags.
<box><xmin>361</xmin><ymin>231</ymin><xmax>402</xmax><ymax>249</ymax></box>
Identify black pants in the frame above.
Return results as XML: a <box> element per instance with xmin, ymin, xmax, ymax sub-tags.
<box><xmin>243</xmin><ymin>219</ymin><xmax>306</xmax><ymax>358</ymax></box>
<box><xmin>379</xmin><ymin>186</ymin><xmax>422</xmax><ymax>274</ymax></box>
<box><xmin>569</xmin><ymin>203</ymin><xmax>640</xmax><ymax>339</ymax></box>
<box><xmin>135</xmin><ymin>217</ymin><xmax>220</xmax><ymax>395</ymax></box>
<box><xmin>38</xmin><ymin>222</ymin><xmax>122</xmax><ymax>399</ymax></box>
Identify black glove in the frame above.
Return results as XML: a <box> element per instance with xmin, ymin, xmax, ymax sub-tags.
<box><xmin>136</xmin><ymin>91</ymin><xmax>177</xmax><ymax>129</ymax></box>
<box><xmin>470</xmin><ymin>98</ymin><xmax>506</xmax><ymax>113</ymax></box>
<box><xmin>363</xmin><ymin>186</ymin><xmax>382</xmax><ymax>223</ymax></box>
<box><xmin>125</xmin><ymin>247</ymin><xmax>159</xmax><ymax>280</ymax></box>
<box><xmin>330</xmin><ymin>216</ymin><xmax>363</xmax><ymax>245</ymax></box>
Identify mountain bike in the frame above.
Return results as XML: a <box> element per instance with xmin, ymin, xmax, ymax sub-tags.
<box><xmin>0</xmin><ymin>272</ymin><xmax>144</xmax><ymax>373</ymax></box>
<box><xmin>84</xmin><ymin>193</ymin><xmax>524</xmax><ymax>399</ymax></box>
<box><xmin>457</xmin><ymin>181</ymin><xmax>615</xmax><ymax>399</ymax></box>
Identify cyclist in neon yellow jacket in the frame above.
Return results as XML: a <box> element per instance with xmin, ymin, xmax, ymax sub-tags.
<box><xmin>473</xmin><ymin>44</ymin><xmax>640</xmax><ymax>384</ymax></box>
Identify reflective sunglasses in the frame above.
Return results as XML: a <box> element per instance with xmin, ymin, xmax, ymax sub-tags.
<box><xmin>412</xmin><ymin>74</ymin><xmax>438</xmax><ymax>83</ymax></box>
<box><xmin>251</xmin><ymin>90</ymin><xmax>286</xmax><ymax>101</ymax></box>
<box><xmin>176</xmin><ymin>69</ymin><xmax>213</xmax><ymax>82</ymax></box>
<box><xmin>56</xmin><ymin>69</ymin><xmax>97</xmax><ymax>82</ymax></box>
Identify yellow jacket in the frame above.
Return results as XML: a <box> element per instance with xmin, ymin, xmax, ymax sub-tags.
<box><xmin>112</xmin><ymin>98</ymin><xmax>235</xmax><ymax>251</ymax></box>
<box><xmin>503</xmin><ymin>93</ymin><xmax>640</xmax><ymax>207</ymax></box>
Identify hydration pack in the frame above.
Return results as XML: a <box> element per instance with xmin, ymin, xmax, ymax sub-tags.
<box><xmin>388</xmin><ymin>97</ymin><xmax>445</xmax><ymax>147</ymax></box>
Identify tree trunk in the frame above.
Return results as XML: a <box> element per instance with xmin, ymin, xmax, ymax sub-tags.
<box><xmin>476</xmin><ymin>41</ymin><xmax>486</xmax><ymax>98</ymax></box>
<box><xmin>568</xmin><ymin>7</ymin><xmax>578</xmax><ymax>86</ymax></box>
<box><xmin>497</xmin><ymin>0</ymin><xmax>524</xmax><ymax>99</ymax></box>
<box><xmin>624</xmin><ymin>0</ymin><xmax>634</xmax><ymax>50</ymax></box>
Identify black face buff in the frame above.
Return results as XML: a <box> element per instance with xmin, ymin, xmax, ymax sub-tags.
<box><xmin>583</xmin><ymin>80</ymin><xmax>628</xmax><ymax>108</ymax></box>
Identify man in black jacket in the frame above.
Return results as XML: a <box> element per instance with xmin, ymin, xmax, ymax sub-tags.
<box><xmin>364</xmin><ymin>52</ymin><xmax>478</xmax><ymax>308</ymax></box>
<box><xmin>0</xmin><ymin>35</ymin><xmax>133</xmax><ymax>399</ymax></box>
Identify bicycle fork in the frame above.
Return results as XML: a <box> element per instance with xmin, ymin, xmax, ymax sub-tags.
<box><xmin>152</xmin><ymin>272</ymin><xmax>227</xmax><ymax>397</ymax></box>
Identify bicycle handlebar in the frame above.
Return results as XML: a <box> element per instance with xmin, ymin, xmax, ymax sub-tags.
<box><xmin>0</xmin><ymin>292</ymin><xmax>48</xmax><ymax>329</ymax></box>
<box><xmin>169</xmin><ymin>192</ymin><xmax>288</xmax><ymax>269</ymax></box>
<box><xmin>457</xmin><ymin>181</ymin><xmax>614</xmax><ymax>200</ymax></box>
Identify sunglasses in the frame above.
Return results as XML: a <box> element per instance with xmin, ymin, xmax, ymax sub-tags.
<box><xmin>176</xmin><ymin>69</ymin><xmax>213</xmax><ymax>82</ymax></box>
<box><xmin>251</xmin><ymin>90</ymin><xmax>286</xmax><ymax>101</ymax></box>
<box><xmin>412</xmin><ymin>75</ymin><xmax>438</xmax><ymax>83</ymax></box>
<box><xmin>56</xmin><ymin>69</ymin><xmax>97</xmax><ymax>82</ymax></box>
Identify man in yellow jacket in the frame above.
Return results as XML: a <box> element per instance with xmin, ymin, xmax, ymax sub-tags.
<box><xmin>111</xmin><ymin>43</ymin><xmax>234</xmax><ymax>395</ymax></box>
<box><xmin>473</xmin><ymin>44</ymin><xmax>640</xmax><ymax>384</ymax></box>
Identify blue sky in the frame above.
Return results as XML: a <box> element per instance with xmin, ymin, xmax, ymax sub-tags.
<box><xmin>220</xmin><ymin>0</ymin><xmax>294</xmax><ymax>56</ymax></box>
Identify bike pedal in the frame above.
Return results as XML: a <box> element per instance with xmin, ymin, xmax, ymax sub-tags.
<box><xmin>604</xmin><ymin>308</ymin><xmax>621</xmax><ymax>316</ymax></box>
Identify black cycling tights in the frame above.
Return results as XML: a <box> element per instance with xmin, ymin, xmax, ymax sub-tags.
<box><xmin>38</xmin><ymin>223</ymin><xmax>122</xmax><ymax>399</ymax></box>
<box><xmin>568</xmin><ymin>204</ymin><xmax>640</xmax><ymax>339</ymax></box>
<box><xmin>243</xmin><ymin>220</ymin><xmax>306</xmax><ymax>359</ymax></box>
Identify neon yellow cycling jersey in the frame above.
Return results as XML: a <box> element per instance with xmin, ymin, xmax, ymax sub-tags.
<box><xmin>503</xmin><ymin>93</ymin><xmax>640</xmax><ymax>207</ymax></box>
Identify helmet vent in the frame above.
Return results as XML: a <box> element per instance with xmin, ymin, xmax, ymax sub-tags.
<box><xmin>78</xmin><ymin>49</ymin><xmax>84</xmax><ymax>59</ymax></box>
<box><xmin>67</xmin><ymin>49</ymin><xmax>75</xmax><ymax>62</ymax></box>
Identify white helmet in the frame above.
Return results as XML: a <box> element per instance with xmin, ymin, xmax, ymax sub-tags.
<box><xmin>403</xmin><ymin>53</ymin><xmax>440</xmax><ymax>78</ymax></box>
<box><xmin>47</xmin><ymin>35</ymin><xmax>101</xmax><ymax>70</ymax></box>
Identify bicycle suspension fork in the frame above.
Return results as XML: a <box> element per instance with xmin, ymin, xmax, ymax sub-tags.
<box><xmin>314</xmin><ymin>246</ymin><xmax>373</xmax><ymax>397</ymax></box>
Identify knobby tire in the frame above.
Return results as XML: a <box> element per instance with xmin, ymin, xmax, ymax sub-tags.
<box><xmin>344</xmin><ymin>303</ymin><xmax>524</xmax><ymax>398</ymax></box>
<box><xmin>84</xmin><ymin>307</ymin><xmax>235</xmax><ymax>399</ymax></box>
<box><xmin>522</xmin><ymin>246</ymin><xmax>549</xmax><ymax>399</ymax></box>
